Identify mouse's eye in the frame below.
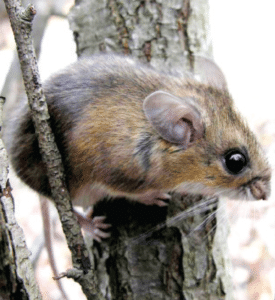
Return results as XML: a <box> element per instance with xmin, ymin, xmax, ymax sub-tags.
<box><xmin>222</xmin><ymin>149</ymin><xmax>248</xmax><ymax>175</ymax></box>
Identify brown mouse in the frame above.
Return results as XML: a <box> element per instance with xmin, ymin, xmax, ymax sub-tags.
<box><xmin>4</xmin><ymin>54</ymin><xmax>271</xmax><ymax>240</ymax></box>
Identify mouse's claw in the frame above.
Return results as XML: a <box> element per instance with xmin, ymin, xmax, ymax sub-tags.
<box><xmin>73</xmin><ymin>208</ymin><xmax>111</xmax><ymax>242</ymax></box>
<box><xmin>135</xmin><ymin>191</ymin><xmax>171</xmax><ymax>207</ymax></box>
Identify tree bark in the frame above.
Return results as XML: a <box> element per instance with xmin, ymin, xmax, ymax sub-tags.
<box><xmin>69</xmin><ymin>0</ymin><xmax>233</xmax><ymax>299</ymax></box>
<box><xmin>1</xmin><ymin>0</ymin><xmax>69</xmax><ymax>114</ymax></box>
<box><xmin>0</xmin><ymin>96</ymin><xmax>42</xmax><ymax>300</ymax></box>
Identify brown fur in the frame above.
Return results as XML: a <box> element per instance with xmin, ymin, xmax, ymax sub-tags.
<box><xmin>4</xmin><ymin>54</ymin><xmax>271</xmax><ymax>206</ymax></box>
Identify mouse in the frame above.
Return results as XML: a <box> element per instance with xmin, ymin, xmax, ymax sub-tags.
<box><xmin>3</xmin><ymin>54</ymin><xmax>271</xmax><ymax>241</ymax></box>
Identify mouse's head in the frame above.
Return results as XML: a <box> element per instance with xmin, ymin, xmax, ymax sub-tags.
<box><xmin>143</xmin><ymin>58</ymin><xmax>271</xmax><ymax>200</ymax></box>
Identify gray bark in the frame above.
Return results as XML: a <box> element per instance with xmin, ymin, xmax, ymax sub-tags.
<box><xmin>1</xmin><ymin>0</ymin><xmax>62</xmax><ymax>114</ymax></box>
<box><xmin>69</xmin><ymin>0</ymin><xmax>233</xmax><ymax>299</ymax></box>
<box><xmin>0</xmin><ymin>96</ymin><xmax>42</xmax><ymax>300</ymax></box>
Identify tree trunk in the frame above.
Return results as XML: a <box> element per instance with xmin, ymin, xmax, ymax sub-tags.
<box><xmin>69</xmin><ymin>0</ymin><xmax>233</xmax><ymax>299</ymax></box>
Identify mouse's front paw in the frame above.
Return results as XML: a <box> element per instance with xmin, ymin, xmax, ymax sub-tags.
<box><xmin>73</xmin><ymin>208</ymin><xmax>111</xmax><ymax>242</ymax></box>
<box><xmin>136</xmin><ymin>191</ymin><xmax>171</xmax><ymax>207</ymax></box>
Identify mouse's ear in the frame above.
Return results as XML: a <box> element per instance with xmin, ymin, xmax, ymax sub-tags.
<box><xmin>143</xmin><ymin>91</ymin><xmax>204</xmax><ymax>148</ymax></box>
<box><xmin>193</xmin><ymin>56</ymin><xmax>227</xmax><ymax>90</ymax></box>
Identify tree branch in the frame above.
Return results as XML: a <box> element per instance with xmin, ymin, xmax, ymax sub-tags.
<box><xmin>0</xmin><ymin>96</ymin><xmax>42</xmax><ymax>299</ymax></box>
<box><xmin>3</xmin><ymin>1</ymin><xmax>103</xmax><ymax>298</ymax></box>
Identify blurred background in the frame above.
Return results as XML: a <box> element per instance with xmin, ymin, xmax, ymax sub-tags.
<box><xmin>1</xmin><ymin>0</ymin><xmax>275</xmax><ymax>299</ymax></box>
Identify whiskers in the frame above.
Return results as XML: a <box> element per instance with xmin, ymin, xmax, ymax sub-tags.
<box><xmin>93</xmin><ymin>193</ymin><xmax>271</xmax><ymax>256</ymax></box>
<box><xmin>127</xmin><ymin>197</ymin><xmax>219</xmax><ymax>246</ymax></box>
<box><xmin>103</xmin><ymin>197</ymin><xmax>225</xmax><ymax>252</ymax></box>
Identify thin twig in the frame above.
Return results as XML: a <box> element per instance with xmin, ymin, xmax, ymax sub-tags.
<box><xmin>40</xmin><ymin>196</ymin><xmax>69</xmax><ymax>300</ymax></box>
<box><xmin>3</xmin><ymin>1</ymin><xmax>103</xmax><ymax>298</ymax></box>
